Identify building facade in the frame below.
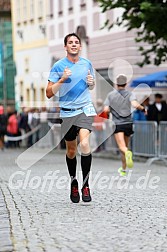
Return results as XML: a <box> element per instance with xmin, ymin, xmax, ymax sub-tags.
<box><xmin>11</xmin><ymin>0</ymin><xmax>52</xmax><ymax>110</ymax></box>
<box><xmin>12</xmin><ymin>0</ymin><xmax>167</xmax><ymax>110</ymax></box>
<box><xmin>48</xmin><ymin>0</ymin><xmax>167</xmax><ymax>102</ymax></box>
<box><xmin>0</xmin><ymin>0</ymin><xmax>15</xmax><ymax>109</ymax></box>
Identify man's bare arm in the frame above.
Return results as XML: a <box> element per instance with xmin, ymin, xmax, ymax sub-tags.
<box><xmin>103</xmin><ymin>105</ymin><xmax>110</xmax><ymax>113</ymax></box>
<box><xmin>46</xmin><ymin>67</ymin><xmax>72</xmax><ymax>98</ymax></box>
<box><xmin>87</xmin><ymin>70</ymin><xmax>95</xmax><ymax>90</ymax></box>
<box><xmin>131</xmin><ymin>100</ymin><xmax>146</xmax><ymax>112</ymax></box>
<box><xmin>46</xmin><ymin>79</ymin><xmax>65</xmax><ymax>98</ymax></box>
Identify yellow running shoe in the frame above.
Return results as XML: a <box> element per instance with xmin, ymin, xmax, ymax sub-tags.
<box><xmin>118</xmin><ymin>167</ymin><xmax>127</xmax><ymax>176</ymax></box>
<box><xmin>125</xmin><ymin>150</ymin><xmax>133</xmax><ymax>168</ymax></box>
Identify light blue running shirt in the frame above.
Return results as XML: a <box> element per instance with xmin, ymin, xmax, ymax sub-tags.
<box><xmin>48</xmin><ymin>57</ymin><xmax>95</xmax><ymax>117</ymax></box>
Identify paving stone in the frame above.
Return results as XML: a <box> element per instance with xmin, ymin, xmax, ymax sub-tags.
<box><xmin>0</xmin><ymin>149</ymin><xmax>167</xmax><ymax>251</ymax></box>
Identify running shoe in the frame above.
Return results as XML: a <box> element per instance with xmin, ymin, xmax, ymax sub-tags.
<box><xmin>118</xmin><ymin>167</ymin><xmax>127</xmax><ymax>176</ymax></box>
<box><xmin>70</xmin><ymin>179</ymin><xmax>80</xmax><ymax>203</ymax></box>
<box><xmin>82</xmin><ymin>186</ymin><xmax>92</xmax><ymax>202</ymax></box>
<box><xmin>125</xmin><ymin>150</ymin><xmax>133</xmax><ymax>168</ymax></box>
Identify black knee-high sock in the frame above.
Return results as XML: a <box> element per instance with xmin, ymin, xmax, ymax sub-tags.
<box><xmin>81</xmin><ymin>154</ymin><xmax>92</xmax><ymax>187</ymax></box>
<box><xmin>66</xmin><ymin>155</ymin><xmax>77</xmax><ymax>180</ymax></box>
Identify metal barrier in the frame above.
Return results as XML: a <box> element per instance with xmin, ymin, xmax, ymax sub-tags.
<box><xmin>146</xmin><ymin>121</ymin><xmax>167</xmax><ymax>166</ymax></box>
<box><xmin>91</xmin><ymin>120</ymin><xmax>118</xmax><ymax>153</ymax></box>
<box><xmin>92</xmin><ymin>120</ymin><xmax>167</xmax><ymax>165</ymax></box>
<box><xmin>159</xmin><ymin>121</ymin><xmax>167</xmax><ymax>157</ymax></box>
<box><xmin>47</xmin><ymin>121</ymin><xmax>62</xmax><ymax>149</ymax></box>
<box><xmin>4</xmin><ymin>119</ymin><xmax>167</xmax><ymax>165</ymax></box>
<box><xmin>132</xmin><ymin>121</ymin><xmax>167</xmax><ymax>166</ymax></box>
<box><xmin>132</xmin><ymin>121</ymin><xmax>158</xmax><ymax>157</ymax></box>
<box><xmin>37</xmin><ymin>122</ymin><xmax>51</xmax><ymax>148</ymax></box>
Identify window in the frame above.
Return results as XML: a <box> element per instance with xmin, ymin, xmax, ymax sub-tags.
<box><xmin>41</xmin><ymin>88</ymin><xmax>45</xmax><ymax>102</ymax></box>
<box><xmin>93</xmin><ymin>12</ymin><xmax>100</xmax><ymax>31</ymax></box>
<box><xmin>20</xmin><ymin>81</ymin><xmax>24</xmax><ymax>102</ymax></box>
<box><xmin>16</xmin><ymin>0</ymin><xmax>21</xmax><ymax>24</ymax></box>
<box><xmin>33</xmin><ymin>88</ymin><xmax>37</xmax><ymax>103</ymax></box>
<box><xmin>58</xmin><ymin>23</ymin><xmax>64</xmax><ymax>38</ymax></box>
<box><xmin>49</xmin><ymin>25</ymin><xmax>55</xmax><ymax>40</ymax></box>
<box><xmin>24</xmin><ymin>58</ymin><xmax>29</xmax><ymax>73</ymax></box>
<box><xmin>80</xmin><ymin>0</ymin><xmax>86</xmax><ymax>6</ymax></box>
<box><xmin>80</xmin><ymin>0</ymin><xmax>86</xmax><ymax>10</ymax></box>
<box><xmin>30</xmin><ymin>0</ymin><xmax>34</xmax><ymax>21</ymax></box>
<box><xmin>6</xmin><ymin>45</ymin><xmax>12</xmax><ymax>58</ymax></box>
<box><xmin>26</xmin><ymin>88</ymin><xmax>30</xmax><ymax>104</ymax></box>
<box><xmin>106</xmin><ymin>10</ymin><xmax>113</xmax><ymax>25</ymax></box>
<box><xmin>68</xmin><ymin>19</ymin><xmax>74</xmax><ymax>32</ymax></box>
<box><xmin>68</xmin><ymin>0</ymin><xmax>73</xmax><ymax>12</ymax></box>
<box><xmin>58</xmin><ymin>0</ymin><xmax>63</xmax><ymax>15</ymax></box>
<box><xmin>20</xmin><ymin>81</ymin><xmax>23</xmax><ymax>93</ymax></box>
<box><xmin>23</xmin><ymin>1</ymin><xmax>27</xmax><ymax>23</ymax></box>
<box><xmin>48</xmin><ymin>0</ymin><xmax>54</xmax><ymax>18</ymax></box>
<box><xmin>38</xmin><ymin>0</ymin><xmax>43</xmax><ymax>19</ymax></box>
<box><xmin>93</xmin><ymin>0</ymin><xmax>98</xmax><ymax>4</ymax></box>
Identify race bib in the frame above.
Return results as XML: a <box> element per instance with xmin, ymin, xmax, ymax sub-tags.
<box><xmin>82</xmin><ymin>104</ymin><xmax>97</xmax><ymax>116</ymax></box>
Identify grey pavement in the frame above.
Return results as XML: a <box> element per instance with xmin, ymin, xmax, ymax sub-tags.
<box><xmin>0</xmin><ymin>148</ymin><xmax>167</xmax><ymax>252</ymax></box>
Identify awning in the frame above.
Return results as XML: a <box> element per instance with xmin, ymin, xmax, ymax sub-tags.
<box><xmin>130</xmin><ymin>71</ymin><xmax>167</xmax><ymax>88</ymax></box>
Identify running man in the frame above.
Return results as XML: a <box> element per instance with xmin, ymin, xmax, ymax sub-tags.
<box><xmin>103</xmin><ymin>74</ymin><xmax>146</xmax><ymax>176</ymax></box>
<box><xmin>46</xmin><ymin>33</ymin><xmax>96</xmax><ymax>202</ymax></box>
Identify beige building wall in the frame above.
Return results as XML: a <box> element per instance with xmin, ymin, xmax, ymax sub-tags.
<box><xmin>11</xmin><ymin>0</ymin><xmax>52</xmax><ymax>109</ymax></box>
<box><xmin>11</xmin><ymin>0</ymin><xmax>167</xmax><ymax>107</ymax></box>
<box><xmin>48</xmin><ymin>0</ymin><xmax>167</xmax><ymax>101</ymax></box>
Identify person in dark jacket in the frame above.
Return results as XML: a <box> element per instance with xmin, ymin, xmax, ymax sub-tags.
<box><xmin>147</xmin><ymin>93</ymin><xmax>167</xmax><ymax>124</ymax></box>
<box><xmin>0</xmin><ymin>105</ymin><xmax>7</xmax><ymax>150</ymax></box>
<box><xmin>18</xmin><ymin>108</ymin><xmax>32</xmax><ymax>147</ymax></box>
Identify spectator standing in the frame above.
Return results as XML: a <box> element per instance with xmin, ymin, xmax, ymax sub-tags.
<box><xmin>18</xmin><ymin>108</ymin><xmax>31</xmax><ymax>147</ymax></box>
<box><xmin>0</xmin><ymin>105</ymin><xmax>7</xmax><ymax>150</ymax></box>
<box><xmin>6</xmin><ymin>110</ymin><xmax>19</xmax><ymax>148</ymax></box>
<box><xmin>147</xmin><ymin>93</ymin><xmax>167</xmax><ymax>124</ymax></box>
<box><xmin>31</xmin><ymin>108</ymin><xmax>40</xmax><ymax>144</ymax></box>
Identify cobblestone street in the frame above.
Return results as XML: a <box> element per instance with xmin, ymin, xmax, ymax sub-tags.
<box><xmin>0</xmin><ymin>148</ymin><xmax>167</xmax><ymax>252</ymax></box>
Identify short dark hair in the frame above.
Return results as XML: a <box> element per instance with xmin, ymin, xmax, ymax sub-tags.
<box><xmin>155</xmin><ymin>93</ymin><xmax>162</xmax><ymax>99</ymax></box>
<box><xmin>64</xmin><ymin>33</ymin><xmax>81</xmax><ymax>46</ymax></box>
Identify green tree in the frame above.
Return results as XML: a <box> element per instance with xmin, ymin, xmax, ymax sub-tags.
<box><xmin>98</xmin><ymin>0</ymin><xmax>167</xmax><ymax>66</ymax></box>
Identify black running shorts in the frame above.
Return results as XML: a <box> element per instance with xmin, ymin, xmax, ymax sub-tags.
<box><xmin>114</xmin><ymin>123</ymin><xmax>134</xmax><ymax>137</ymax></box>
<box><xmin>61</xmin><ymin>113</ymin><xmax>94</xmax><ymax>141</ymax></box>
